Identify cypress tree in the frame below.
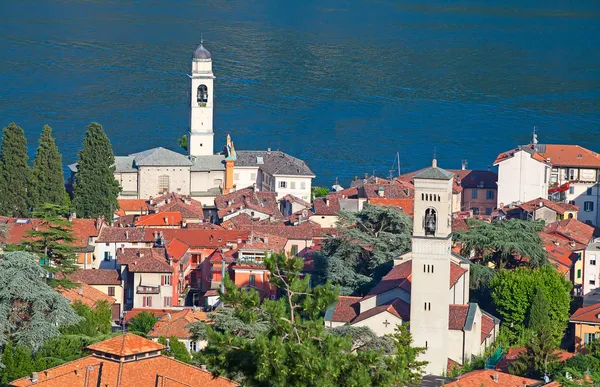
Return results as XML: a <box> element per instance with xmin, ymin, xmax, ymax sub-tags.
<box><xmin>29</xmin><ymin>125</ymin><xmax>67</xmax><ymax>211</ymax></box>
<box><xmin>0</xmin><ymin>123</ymin><xmax>30</xmax><ymax>217</ymax></box>
<box><xmin>73</xmin><ymin>122</ymin><xmax>120</xmax><ymax>220</ymax></box>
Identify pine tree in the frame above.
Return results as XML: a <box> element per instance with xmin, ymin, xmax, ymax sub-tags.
<box><xmin>73</xmin><ymin>122</ymin><xmax>120</xmax><ymax>220</ymax></box>
<box><xmin>0</xmin><ymin>341</ymin><xmax>35</xmax><ymax>385</ymax></box>
<box><xmin>24</xmin><ymin>203</ymin><xmax>77</xmax><ymax>286</ymax></box>
<box><xmin>127</xmin><ymin>311</ymin><xmax>158</xmax><ymax>335</ymax></box>
<box><xmin>0</xmin><ymin>123</ymin><xmax>30</xmax><ymax>217</ymax></box>
<box><xmin>29</xmin><ymin>125</ymin><xmax>67</xmax><ymax>211</ymax></box>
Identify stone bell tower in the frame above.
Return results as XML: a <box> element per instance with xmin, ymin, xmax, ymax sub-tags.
<box><xmin>189</xmin><ymin>40</ymin><xmax>215</xmax><ymax>157</ymax></box>
<box><xmin>409</xmin><ymin>158</ymin><xmax>455</xmax><ymax>375</ymax></box>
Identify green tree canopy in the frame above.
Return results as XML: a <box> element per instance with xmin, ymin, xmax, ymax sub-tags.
<box><xmin>158</xmin><ymin>336</ymin><xmax>191</xmax><ymax>363</ymax></box>
<box><xmin>61</xmin><ymin>300</ymin><xmax>113</xmax><ymax>337</ymax></box>
<box><xmin>314</xmin><ymin>205</ymin><xmax>412</xmax><ymax>295</ymax></box>
<box><xmin>127</xmin><ymin>311</ymin><xmax>158</xmax><ymax>335</ymax></box>
<box><xmin>28</xmin><ymin>125</ymin><xmax>68</xmax><ymax>211</ymax></box>
<box><xmin>0</xmin><ymin>123</ymin><xmax>30</xmax><ymax>217</ymax></box>
<box><xmin>73</xmin><ymin>122</ymin><xmax>120</xmax><ymax>220</ymax></box>
<box><xmin>178</xmin><ymin>134</ymin><xmax>188</xmax><ymax>152</ymax></box>
<box><xmin>191</xmin><ymin>253</ymin><xmax>426</xmax><ymax>386</ymax></box>
<box><xmin>454</xmin><ymin>219</ymin><xmax>547</xmax><ymax>270</ymax></box>
<box><xmin>490</xmin><ymin>266</ymin><xmax>572</xmax><ymax>345</ymax></box>
<box><xmin>24</xmin><ymin>203</ymin><xmax>77</xmax><ymax>285</ymax></box>
<box><xmin>0</xmin><ymin>252</ymin><xmax>80</xmax><ymax>357</ymax></box>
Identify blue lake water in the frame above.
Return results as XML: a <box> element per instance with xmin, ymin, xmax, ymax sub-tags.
<box><xmin>1</xmin><ymin>0</ymin><xmax>599</xmax><ymax>186</ymax></box>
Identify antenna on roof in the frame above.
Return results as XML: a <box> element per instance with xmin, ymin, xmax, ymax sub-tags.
<box><xmin>532</xmin><ymin>126</ymin><xmax>538</xmax><ymax>145</ymax></box>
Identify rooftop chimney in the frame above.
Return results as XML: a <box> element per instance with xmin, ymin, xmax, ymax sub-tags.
<box><xmin>125</xmin><ymin>230</ymin><xmax>129</xmax><ymax>239</ymax></box>
<box><xmin>492</xmin><ymin>373</ymin><xmax>499</xmax><ymax>383</ymax></box>
<box><xmin>326</xmin><ymin>199</ymin><xmax>330</xmax><ymax>207</ymax></box>
<box><xmin>461</xmin><ymin>159</ymin><xmax>467</xmax><ymax>170</ymax></box>
<box><xmin>201</xmin><ymin>365</ymin><xmax>207</xmax><ymax>371</ymax></box>
<box><xmin>78</xmin><ymin>286</ymin><xmax>83</xmax><ymax>296</ymax></box>
<box><xmin>264</xmin><ymin>235</ymin><xmax>269</xmax><ymax>245</ymax></box>
<box><xmin>164</xmin><ymin>216</ymin><xmax>169</xmax><ymax>224</ymax></box>
<box><xmin>31</xmin><ymin>372</ymin><xmax>38</xmax><ymax>383</ymax></box>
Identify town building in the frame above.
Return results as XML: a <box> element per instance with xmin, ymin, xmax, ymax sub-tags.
<box><xmin>9</xmin><ymin>334</ymin><xmax>237</xmax><ymax>387</ymax></box>
<box><xmin>584</xmin><ymin>237</ymin><xmax>600</xmax><ymax>305</ymax></box>
<box><xmin>68</xmin><ymin>42</ymin><xmax>315</xmax><ymax>207</ymax></box>
<box><xmin>93</xmin><ymin>227</ymin><xmax>153</xmax><ymax>269</ymax></box>
<box><xmin>449</xmin><ymin>168</ymin><xmax>498</xmax><ymax>216</ymax></box>
<box><xmin>444</xmin><ymin>369</ymin><xmax>540</xmax><ymax>387</ymax></box>
<box><xmin>68</xmin><ymin>269</ymin><xmax>124</xmax><ymax>321</ymax></box>
<box><xmin>324</xmin><ymin>159</ymin><xmax>499</xmax><ymax>375</ymax></box>
<box><xmin>500</xmin><ymin>197</ymin><xmax>579</xmax><ymax>224</ymax></box>
<box><xmin>147</xmin><ymin>308</ymin><xmax>210</xmax><ymax>353</ymax></box>
<box><xmin>570</xmin><ymin>302</ymin><xmax>600</xmax><ymax>352</ymax></box>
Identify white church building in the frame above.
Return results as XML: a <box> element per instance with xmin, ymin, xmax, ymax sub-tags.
<box><xmin>324</xmin><ymin>159</ymin><xmax>500</xmax><ymax>375</ymax></box>
<box><xmin>69</xmin><ymin>41</ymin><xmax>314</xmax><ymax>207</ymax></box>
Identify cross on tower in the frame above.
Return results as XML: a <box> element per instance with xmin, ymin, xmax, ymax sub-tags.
<box><xmin>382</xmin><ymin>319</ymin><xmax>390</xmax><ymax>328</ymax></box>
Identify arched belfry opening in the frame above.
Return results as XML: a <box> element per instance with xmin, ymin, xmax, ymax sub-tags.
<box><xmin>424</xmin><ymin>208</ymin><xmax>437</xmax><ymax>236</ymax></box>
<box><xmin>197</xmin><ymin>85</ymin><xmax>208</xmax><ymax>105</ymax></box>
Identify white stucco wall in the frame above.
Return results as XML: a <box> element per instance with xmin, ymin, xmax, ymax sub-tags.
<box><xmin>565</xmin><ymin>182</ymin><xmax>599</xmax><ymax>225</ymax></box>
<box><xmin>92</xmin><ymin>284</ymin><xmax>124</xmax><ymax>310</ymax></box>
<box><xmin>222</xmin><ymin>208</ymin><xmax>270</xmax><ymax>222</ymax></box>
<box><xmin>272</xmin><ymin>175</ymin><xmax>312</xmax><ymax>202</ymax></box>
<box><xmin>352</xmin><ymin>312</ymin><xmax>403</xmax><ymax>337</ymax></box>
<box><xmin>132</xmin><ymin>272</ymin><xmax>173</xmax><ymax>309</ymax></box>
<box><xmin>190</xmin><ymin>170</ymin><xmax>225</xmax><ymax>194</ymax></box>
<box><xmin>233</xmin><ymin>166</ymin><xmax>260</xmax><ymax>191</ymax></box>
<box><xmin>138</xmin><ymin>166</ymin><xmax>191</xmax><ymax>199</ymax></box>
<box><xmin>115</xmin><ymin>172</ymin><xmax>138</xmax><ymax>196</ymax></box>
<box><xmin>496</xmin><ymin>150</ymin><xmax>549</xmax><ymax>207</ymax></box>
<box><xmin>309</xmin><ymin>215</ymin><xmax>339</xmax><ymax>228</ymax></box>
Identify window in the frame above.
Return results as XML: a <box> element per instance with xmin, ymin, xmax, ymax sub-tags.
<box><xmin>485</xmin><ymin>208</ymin><xmax>492</xmax><ymax>216</ymax></box>
<box><xmin>471</xmin><ymin>189</ymin><xmax>478</xmax><ymax>199</ymax></box>
<box><xmin>587</xmin><ymin>187</ymin><xmax>594</xmax><ymax>196</ymax></box>
<box><xmin>161</xmin><ymin>275</ymin><xmax>171</xmax><ymax>286</ymax></box>
<box><xmin>197</xmin><ymin>84</ymin><xmax>208</xmax><ymax>104</ymax></box>
<box><xmin>126</xmin><ymin>288</ymin><xmax>133</xmax><ymax>302</ymax></box>
<box><xmin>250</xmin><ymin>173</ymin><xmax>256</xmax><ymax>181</ymax></box>
<box><xmin>213</xmin><ymin>178</ymin><xmax>223</xmax><ymax>186</ymax></box>
<box><xmin>586</xmin><ymin>220</ymin><xmax>594</xmax><ymax>225</ymax></box>
<box><xmin>104</xmin><ymin>252</ymin><xmax>110</xmax><ymax>261</ymax></box>
<box><xmin>249</xmin><ymin>275</ymin><xmax>255</xmax><ymax>287</ymax></box>
<box><xmin>164</xmin><ymin>296</ymin><xmax>172</xmax><ymax>307</ymax></box>
<box><xmin>158</xmin><ymin>175</ymin><xmax>170</xmax><ymax>194</ymax></box>
<box><xmin>570</xmin><ymin>186</ymin><xmax>575</xmax><ymax>194</ymax></box>
<box><xmin>189</xmin><ymin>341</ymin><xmax>198</xmax><ymax>352</ymax></box>
<box><xmin>108</xmin><ymin>287</ymin><xmax>115</xmax><ymax>296</ymax></box>
<box><xmin>589</xmin><ymin>274</ymin><xmax>596</xmax><ymax>286</ymax></box>
<box><xmin>471</xmin><ymin>207</ymin><xmax>480</xmax><ymax>216</ymax></box>
<box><xmin>291</xmin><ymin>245</ymin><xmax>299</xmax><ymax>256</ymax></box>
<box><xmin>584</xmin><ymin>201</ymin><xmax>594</xmax><ymax>212</ymax></box>
<box><xmin>569</xmin><ymin>200</ymin><xmax>576</xmax><ymax>205</ymax></box>
<box><xmin>424</xmin><ymin>302</ymin><xmax>431</xmax><ymax>311</ymax></box>
<box><xmin>234</xmin><ymin>173</ymin><xmax>240</xmax><ymax>180</ymax></box>
<box><xmin>591</xmin><ymin>255</ymin><xmax>597</xmax><ymax>265</ymax></box>
<box><xmin>143</xmin><ymin>296</ymin><xmax>152</xmax><ymax>307</ymax></box>
<box><xmin>577</xmin><ymin>269</ymin><xmax>582</xmax><ymax>279</ymax></box>
<box><xmin>105</xmin><ymin>243</ymin><xmax>110</xmax><ymax>247</ymax></box>
<box><xmin>279</xmin><ymin>181</ymin><xmax>287</xmax><ymax>189</ymax></box>
<box><xmin>290</xmin><ymin>181</ymin><xmax>296</xmax><ymax>189</ymax></box>
<box><xmin>486</xmin><ymin>190</ymin><xmax>495</xmax><ymax>200</ymax></box>
<box><xmin>584</xmin><ymin>333</ymin><xmax>599</xmax><ymax>345</ymax></box>
<box><xmin>300</xmin><ymin>182</ymin><xmax>306</xmax><ymax>190</ymax></box>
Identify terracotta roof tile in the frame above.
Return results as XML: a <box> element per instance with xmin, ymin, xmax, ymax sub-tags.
<box><xmin>448</xmin><ymin>304</ymin><xmax>469</xmax><ymax>330</ymax></box>
<box><xmin>517</xmin><ymin>197</ymin><xmax>579</xmax><ymax>215</ymax></box>
<box><xmin>313</xmin><ymin>197</ymin><xmax>340</xmax><ymax>216</ymax></box>
<box><xmin>352</xmin><ymin>298</ymin><xmax>410</xmax><ymax>323</ymax></box>
<box><xmin>545</xmin><ymin>218</ymin><xmax>595</xmax><ymax>246</ymax></box>
<box><xmin>539</xmin><ymin>144</ymin><xmax>600</xmax><ymax>168</ymax></box>
<box><xmin>445</xmin><ymin>369</ymin><xmax>539</xmax><ymax>387</ymax></box>
<box><xmin>329</xmin><ymin>296</ymin><xmax>361</xmax><ymax>322</ymax></box>
<box><xmin>239</xmin><ymin>222</ymin><xmax>324</xmax><ymax>240</ymax></box>
<box><xmin>481</xmin><ymin>313</ymin><xmax>496</xmax><ymax>344</ymax></box>
<box><xmin>496</xmin><ymin>347</ymin><xmax>574</xmax><ymax>373</ymax></box>
<box><xmin>360</xmin><ymin>181</ymin><xmax>413</xmax><ymax>199</ymax></box>
<box><xmin>117</xmin><ymin>199</ymin><xmax>150</xmax><ymax>213</ymax></box>
<box><xmin>68</xmin><ymin>269</ymin><xmax>122</xmax><ymax>285</ymax></box>
<box><xmin>216</xmin><ymin>187</ymin><xmax>282</xmax><ymax>219</ymax></box>
<box><xmin>87</xmin><ymin>333</ymin><xmax>165</xmax><ymax>357</ymax></box>
<box><xmin>368</xmin><ymin>198</ymin><xmax>414</xmax><ymax>216</ymax></box>
<box><xmin>145</xmin><ymin>229</ymin><xmax>249</xmax><ymax>249</ymax></box>
<box><xmin>450</xmin><ymin>263</ymin><xmax>468</xmax><ymax>288</ymax></box>
<box><xmin>70</xmin><ymin>218</ymin><xmax>101</xmax><ymax>248</ymax></box>
<box><xmin>570</xmin><ymin>302</ymin><xmax>600</xmax><ymax>324</ymax></box>
<box><xmin>134</xmin><ymin>212</ymin><xmax>183</xmax><ymax>227</ymax></box>
<box><xmin>96</xmin><ymin>227</ymin><xmax>150</xmax><ymax>243</ymax></box>
<box><xmin>152</xmin><ymin>193</ymin><xmax>204</xmax><ymax>219</ymax></box>
<box><xmin>366</xmin><ymin>260</ymin><xmax>412</xmax><ymax>298</ymax></box>
<box><xmin>58</xmin><ymin>282</ymin><xmax>115</xmax><ymax>307</ymax></box>
<box><xmin>166</xmin><ymin>238</ymin><xmax>189</xmax><ymax>260</ymax></box>
<box><xmin>117</xmin><ymin>248</ymin><xmax>172</xmax><ymax>273</ymax></box>
<box><xmin>148</xmin><ymin>309</ymin><xmax>210</xmax><ymax>339</ymax></box>
<box><xmin>123</xmin><ymin>308</ymin><xmax>174</xmax><ymax>323</ymax></box>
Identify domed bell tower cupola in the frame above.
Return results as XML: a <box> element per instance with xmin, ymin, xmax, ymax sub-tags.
<box><xmin>189</xmin><ymin>40</ymin><xmax>215</xmax><ymax>157</ymax></box>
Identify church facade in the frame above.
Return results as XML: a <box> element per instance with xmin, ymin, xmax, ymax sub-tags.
<box><xmin>324</xmin><ymin>160</ymin><xmax>499</xmax><ymax>375</ymax></box>
<box><xmin>69</xmin><ymin>41</ymin><xmax>314</xmax><ymax>206</ymax></box>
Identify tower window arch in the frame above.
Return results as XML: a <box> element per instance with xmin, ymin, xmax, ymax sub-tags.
<box><xmin>424</xmin><ymin>208</ymin><xmax>437</xmax><ymax>236</ymax></box>
<box><xmin>197</xmin><ymin>85</ymin><xmax>208</xmax><ymax>105</ymax></box>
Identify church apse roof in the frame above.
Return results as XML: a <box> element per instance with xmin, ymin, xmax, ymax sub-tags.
<box><xmin>130</xmin><ymin>147</ymin><xmax>193</xmax><ymax>167</ymax></box>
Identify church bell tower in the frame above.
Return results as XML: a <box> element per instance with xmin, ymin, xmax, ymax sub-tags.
<box><xmin>189</xmin><ymin>40</ymin><xmax>215</xmax><ymax>157</ymax></box>
<box><xmin>409</xmin><ymin>158</ymin><xmax>455</xmax><ymax>375</ymax></box>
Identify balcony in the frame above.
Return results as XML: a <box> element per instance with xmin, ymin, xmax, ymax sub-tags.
<box><xmin>137</xmin><ymin>285</ymin><xmax>160</xmax><ymax>294</ymax></box>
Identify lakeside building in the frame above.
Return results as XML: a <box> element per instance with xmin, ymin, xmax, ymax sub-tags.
<box><xmin>324</xmin><ymin>159</ymin><xmax>499</xmax><ymax>375</ymax></box>
<box><xmin>69</xmin><ymin>41</ymin><xmax>314</xmax><ymax>210</ymax></box>
<box><xmin>495</xmin><ymin>139</ymin><xmax>600</xmax><ymax>226</ymax></box>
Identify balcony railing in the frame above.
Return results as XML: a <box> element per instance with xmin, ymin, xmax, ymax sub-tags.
<box><xmin>137</xmin><ymin>285</ymin><xmax>160</xmax><ymax>294</ymax></box>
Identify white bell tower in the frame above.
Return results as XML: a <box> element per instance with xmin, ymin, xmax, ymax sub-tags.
<box><xmin>189</xmin><ymin>40</ymin><xmax>215</xmax><ymax>157</ymax></box>
<box><xmin>409</xmin><ymin>158</ymin><xmax>455</xmax><ymax>375</ymax></box>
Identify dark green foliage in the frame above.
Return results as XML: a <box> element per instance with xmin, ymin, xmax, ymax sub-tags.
<box><xmin>191</xmin><ymin>253</ymin><xmax>427</xmax><ymax>386</ymax></box>
<box><xmin>0</xmin><ymin>252</ymin><xmax>81</xmax><ymax>360</ymax></box>
<box><xmin>468</xmin><ymin>262</ymin><xmax>496</xmax><ymax>306</ymax></box>
<box><xmin>329</xmin><ymin>325</ymin><xmax>395</xmax><ymax>354</ymax></box>
<box><xmin>24</xmin><ymin>203</ymin><xmax>77</xmax><ymax>285</ymax></box>
<box><xmin>314</xmin><ymin>205</ymin><xmax>412</xmax><ymax>295</ymax></box>
<box><xmin>0</xmin><ymin>123</ymin><xmax>30</xmax><ymax>217</ymax></box>
<box><xmin>127</xmin><ymin>311</ymin><xmax>158</xmax><ymax>335</ymax></box>
<box><xmin>62</xmin><ymin>300</ymin><xmax>113</xmax><ymax>337</ymax></box>
<box><xmin>554</xmin><ymin>350</ymin><xmax>600</xmax><ymax>385</ymax></box>
<box><xmin>159</xmin><ymin>336</ymin><xmax>191</xmax><ymax>363</ymax></box>
<box><xmin>454</xmin><ymin>218</ymin><xmax>547</xmax><ymax>269</ymax></box>
<box><xmin>509</xmin><ymin>289</ymin><xmax>560</xmax><ymax>378</ymax></box>
<box><xmin>28</xmin><ymin>125</ymin><xmax>67</xmax><ymax>211</ymax></box>
<box><xmin>0</xmin><ymin>342</ymin><xmax>34</xmax><ymax>385</ymax></box>
<box><xmin>311</xmin><ymin>187</ymin><xmax>330</xmax><ymax>199</ymax></box>
<box><xmin>490</xmin><ymin>266</ymin><xmax>572</xmax><ymax>346</ymax></box>
<box><xmin>73</xmin><ymin>122</ymin><xmax>120</xmax><ymax>220</ymax></box>
<box><xmin>178</xmin><ymin>134</ymin><xmax>188</xmax><ymax>151</ymax></box>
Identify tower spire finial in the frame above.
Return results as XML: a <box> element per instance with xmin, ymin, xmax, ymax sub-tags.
<box><xmin>532</xmin><ymin>126</ymin><xmax>538</xmax><ymax>145</ymax></box>
<box><xmin>432</xmin><ymin>147</ymin><xmax>437</xmax><ymax>168</ymax></box>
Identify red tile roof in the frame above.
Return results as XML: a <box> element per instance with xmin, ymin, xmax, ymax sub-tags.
<box><xmin>450</xmin><ymin>263</ymin><xmax>468</xmax><ymax>288</ymax></box>
<box><xmin>545</xmin><ymin>244</ymin><xmax>576</xmax><ymax>275</ymax></box>
<box><xmin>539</xmin><ymin>144</ymin><xmax>600</xmax><ymax>168</ymax></box>
<box><xmin>570</xmin><ymin>302</ymin><xmax>600</xmax><ymax>324</ymax></box>
<box><xmin>517</xmin><ymin>197</ymin><xmax>579</xmax><ymax>215</ymax></box>
<box><xmin>147</xmin><ymin>309</ymin><xmax>210</xmax><ymax>339</ymax></box>
<box><xmin>313</xmin><ymin>197</ymin><xmax>341</xmax><ymax>216</ymax></box>
<box><xmin>96</xmin><ymin>226</ymin><xmax>150</xmax><ymax>243</ymax></box>
<box><xmin>216</xmin><ymin>187</ymin><xmax>282</xmax><ymax>219</ymax></box>
<box><xmin>545</xmin><ymin>218</ymin><xmax>595</xmax><ymax>246</ymax></box>
<box><xmin>117</xmin><ymin>248</ymin><xmax>172</xmax><ymax>273</ymax></box>
<box><xmin>87</xmin><ymin>333</ymin><xmax>165</xmax><ymax>356</ymax></box>
<box><xmin>448</xmin><ymin>304</ymin><xmax>469</xmax><ymax>330</ymax></box>
<box><xmin>352</xmin><ymin>298</ymin><xmax>410</xmax><ymax>323</ymax></box>
<box><xmin>145</xmin><ymin>229</ymin><xmax>249</xmax><ymax>249</ymax></box>
<box><xmin>368</xmin><ymin>198</ymin><xmax>414</xmax><ymax>216</ymax></box>
<box><xmin>445</xmin><ymin>369</ymin><xmax>539</xmax><ymax>387</ymax></box>
<box><xmin>70</xmin><ymin>218</ymin><xmax>101</xmax><ymax>248</ymax></box>
<box><xmin>2</xmin><ymin>218</ymin><xmax>39</xmax><ymax>244</ymax></box>
<box><xmin>493</xmin><ymin>145</ymin><xmax>549</xmax><ymax>165</ymax></box>
<box><xmin>166</xmin><ymin>238</ymin><xmax>189</xmax><ymax>260</ymax></box>
<box><xmin>329</xmin><ymin>296</ymin><xmax>361</xmax><ymax>322</ymax></box>
<box><xmin>239</xmin><ymin>222</ymin><xmax>326</xmax><ymax>240</ymax></box>
<box><xmin>134</xmin><ymin>212</ymin><xmax>183</xmax><ymax>227</ymax></box>
<box><xmin>58</xmin><ymin>282</ymin><xmax>115</xmax><ymax>307</ymax></box>
<box><xmin>152</xmin><ymin>193</ymin><xmax>204</xmax><ymax>219</ymax></box>
<box><xmin>123</xmin><ymin>308</ymin><xmax>175</xmax><ymax>323</ymax></box>
<box><xmin>360</xmin><ymin>181</ymin><xmax>413</xmax><ymax>199</ymax></box>
<box><xmin>366</xmin><ymin>260</ymin><xmax>413</xmax><ymax>298</ymax></box>
<box><xmin>281</xmin><ymin>194</ymin><xmax>311</xmax><ymax>208</ymax></box>
<box><xmin>68</xmin><ymin>269</ymin><xmax>121</xmax><ymax>285</ymax></box>
<box><xmin>481</xmin><ymin>313</ymin><xmax>496</xmax><ymax>344</ymax></box>
<box><xmin>496</xmin><ymin>347</ymin><xmax>574</xmax><ymax>373</ymax></box>
<box><xmin>117</xmin><ymin>199</ymin><xmax>150</xmax><ymax>213</ymax></box>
